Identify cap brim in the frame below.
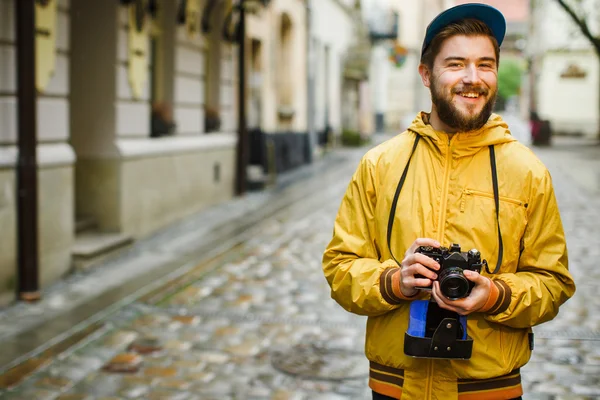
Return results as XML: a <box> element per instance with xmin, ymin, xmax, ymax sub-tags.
<box><xmin>422</xmin><ymin>3</ymin><xmax>506</xmax><ymax>56</ymax></box>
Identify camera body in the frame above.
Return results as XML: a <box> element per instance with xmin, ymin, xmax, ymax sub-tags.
<box><xmin>415</xmin><ymin>243</ymin><xmax>487</xmax><ymax>300</ymax></box>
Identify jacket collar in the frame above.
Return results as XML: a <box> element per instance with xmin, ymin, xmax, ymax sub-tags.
<box><xmin>408</xmin><ymin>112</ymin><xmax>517</xmax><ymax>157</ymax></box>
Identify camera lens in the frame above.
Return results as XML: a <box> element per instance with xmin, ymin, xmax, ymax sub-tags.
<box><xmin>439</xmin><ymin>267</ymin><xmax>470</xmax><ymax>300</ymax></box>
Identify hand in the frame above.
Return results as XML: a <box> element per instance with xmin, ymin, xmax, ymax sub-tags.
<box><xmin>431</xmin><ymin>270</ymin><xmax>491</xmax><ymax>315</ymax></box>
<box><xmin>399</xmin><ymin>238</ymin><xmax>441</xmax><ymax>297</ymax></box>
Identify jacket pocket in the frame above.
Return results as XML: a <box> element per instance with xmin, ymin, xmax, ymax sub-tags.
<box><xmin>457</xmin><ymin>188</ymin><xmax>528</xmax><ymax>273</ymax></box>
<box><xmin>460</xmin><ymin>189</ymin><xmax>527</xmax><ymax>212</ymax></box>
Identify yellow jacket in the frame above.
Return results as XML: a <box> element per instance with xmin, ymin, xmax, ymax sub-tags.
<box><xmin>323</xmin><ymin>113</ymin><xmax>575</xmax><ymax>400</ymax></box>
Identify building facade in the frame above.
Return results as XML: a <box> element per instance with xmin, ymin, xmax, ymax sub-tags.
<box><xmin>245</xmin><ymin>0</ymin><xmax>310</xmax><ymax>177</ymax></box>
<box><xmin>0</xmin><ymin>0</ymin><xmax>374</xmax><ymax>306</ymax></box>
<box><xmin>0</xmin><ymin>0</ymin><xmax>253</xmax><ymax>304</ymax></box>
<box><xmin>310</xmin><ymin>0</ymin><xmax>372</xmax><ymax>144</ymax></box>
<box><xmin>529</xmin><ymin>0</ymin><xmax>599</xmax><ymax>137</ymax></box>
<box><xmin>364</xmin><ymin>0</ymin><xmax>448</xmax><ymax>133</ymax></box>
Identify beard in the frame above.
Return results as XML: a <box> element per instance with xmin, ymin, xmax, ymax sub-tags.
<box><xmin>430</xmin><ymin>76</ymin><xmax>497</xmax><ymax>132</ymax></box>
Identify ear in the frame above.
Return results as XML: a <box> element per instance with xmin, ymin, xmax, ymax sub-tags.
<box><xmin>418</xmin><ymin>64</ymin><xmax>431</xmax><ymax>88</ymax></box>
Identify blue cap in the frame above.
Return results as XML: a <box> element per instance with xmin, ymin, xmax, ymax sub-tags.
<box><xmin>421</xmin><ymin>3</ymin><xmax>506</xmax><ymax>57</ymax></box>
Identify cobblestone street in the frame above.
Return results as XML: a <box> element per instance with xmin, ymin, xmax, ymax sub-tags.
<box><xmin>1</xmin><ymin>135</ymin><xmax>599</xmax><ymax>400</ymax></box>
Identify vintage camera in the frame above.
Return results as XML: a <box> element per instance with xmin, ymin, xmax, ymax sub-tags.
<box><xmin>415</xmin><ymin>243</ymin><xmax>487</xmax><ymax>300</ymax></box>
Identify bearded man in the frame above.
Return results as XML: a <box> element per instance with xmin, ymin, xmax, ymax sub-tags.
<box><xmin>322</xmin><ymin>4</ymin><xmax>575</xmax><ymax>400</ymax></box>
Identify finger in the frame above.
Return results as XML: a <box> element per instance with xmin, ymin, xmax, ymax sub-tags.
<box><xmin>432</xmin><ymin>282</ymin><xmax>463</xmax><ymax>311</ymax></box>
<box><xmin>409</xmin><ymin>263</ymin><xmax>438</xmax><ymax>280</ymax></box>
<box><xmin>408</xmin><ymin>238</ymin><xmax>441</xmax><ymax>254</ymax></box>
<box><xmin>413</xmin><ymin>253</ymin><xmax>441</xmax><ymax>271</ymax></box>
<box><xmin>431</xmin><ymin>284</ymin><xmax>459</xmax><ymax>312</ymax></box>
<box><xmin>412</xmin><ymin>278</ymin><xmax>433</xmax><ymax>288</ymax></box>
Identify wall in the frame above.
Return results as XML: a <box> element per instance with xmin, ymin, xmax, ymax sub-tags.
<box><xmin>120</xmin><ymin>143</ymin><xmax>235</xmax><ymax>236</ymax></box>
<box><xmin>116</xmin><ymin>7</ymin><xmax>151</xmax><ymax>139</ymax></box>
<box><xmin>247</xmin><ymin>0</ymin><xmax>308</xmax><ymax>134</ymax></box>
<box><xmin>71</xmin><ymin>0</ymin><xmax>238</xmax><ymax>238</ymax></box>
<box><xmin>530</xmin><ymin>0</ymin><xmax>599</xmax><ymax>137</ymax></box>
<box><xmin>173</xmin><ymin>11</ymin><xmax>206</xmax><ymax>135</ymax></box>
<box><xmin>379</xmin><ymin>0</ymin><xmax>440</xmax><ymax>131</ymax></box>
<box><xmin>311</xmin><ymin>0</ymin><xmax>354</xmax><ymax>134</ymax></box>
<box><xmin>538</xmin><ymin>51</ymin><xmax>598</xmax><ymax>136</ymax></box>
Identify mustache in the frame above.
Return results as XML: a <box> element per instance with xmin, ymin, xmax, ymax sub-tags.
<box><xmin>452</xmin><ymin>86</ymin><xmax>489</xmax><ymax>95</ymax></box>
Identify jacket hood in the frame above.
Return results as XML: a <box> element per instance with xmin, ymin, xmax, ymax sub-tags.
<box><xmin>408</xmin><ymin>112</ymin><xmax>517</xmax><ymax>157</ymax></box>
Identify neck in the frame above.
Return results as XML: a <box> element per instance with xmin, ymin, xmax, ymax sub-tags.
<box><xmin>428</xmin><ymin>107</ymin><xmax>458</xmax><ymax>134</ymax></box>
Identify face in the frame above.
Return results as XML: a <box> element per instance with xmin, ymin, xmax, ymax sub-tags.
<box><xmin>420</xmin><ymin>35</ymin><xmax>498</xmax><ymax>132</ymax></box>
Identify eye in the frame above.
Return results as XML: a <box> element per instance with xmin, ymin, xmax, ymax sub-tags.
<box><xmin>448</xmin><ymin>62</ymin><xmax>463</xmax><ymax>67</ymax></box>
<box><xmin>480</xmin><ymin>63</ymin><xmax>494</xmax><ymax>68</ymax></box>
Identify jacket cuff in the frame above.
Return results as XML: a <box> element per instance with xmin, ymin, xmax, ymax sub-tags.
<box><xmin>480</xmin><ymin>279</ymin><xmax>512</xmax><ymax>314</ymax></box>
<box><xmin>380</xmin><ymin>261</ymin><xmax>419</xmax><ymax>305</ymax></box>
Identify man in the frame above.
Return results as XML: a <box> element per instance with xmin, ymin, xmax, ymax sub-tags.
<box><xmin>322</xmin><ymin>4</ymin><xmax>575</xmax><ymax>400</ymax></box>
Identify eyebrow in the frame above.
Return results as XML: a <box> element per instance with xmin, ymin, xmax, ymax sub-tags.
<box><xmin>444</xmin><ymin>56</ymin><xmax>497</xmax><ymax>64</ymax></box>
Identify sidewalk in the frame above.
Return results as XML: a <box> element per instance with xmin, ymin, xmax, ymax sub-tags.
<box><xmin>0</xmin><ymin>142</ymin><xmax>378</xmax><ymax>374</ymax></box>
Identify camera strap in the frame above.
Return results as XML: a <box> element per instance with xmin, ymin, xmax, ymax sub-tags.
<box><xmin>387</xmin><ymin>134</ymin><xmax>421</xmax><ymax>265</ymax></box>
<box><xmin>386</xmin><ymin>135</ymin><xmax>504</xmax><ymax>274</ymax></box>
<box><xmin>487</xmin><ymin>145</ymin><xmax>503</xmax><ymax>274</ymax></box>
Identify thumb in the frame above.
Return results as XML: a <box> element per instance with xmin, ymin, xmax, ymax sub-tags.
<box><xmin>463</xmin><ymin>269</ymin><xmax>486</xmax><ymax>284</ymax></box>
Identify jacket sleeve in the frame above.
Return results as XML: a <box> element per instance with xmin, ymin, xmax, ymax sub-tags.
<box><xmin>322</xmin><ymin>156</ymin><xmax>415</xmax><ymax>317</ymax></box>
<box><xmin>484</xmin><ymin>170</ymin><xmax>576</xmax><ymax>328</ymax></box>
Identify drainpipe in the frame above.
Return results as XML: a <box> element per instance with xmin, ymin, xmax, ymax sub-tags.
<box><xmin>15</xmin><ymin>0</ymin><xmax>40</xmax><ymax>301</ymax></box>
<box><xmin>235</xmin><ymin>0</ymin><xmax>248</xmax><ymax>195</ymax></box>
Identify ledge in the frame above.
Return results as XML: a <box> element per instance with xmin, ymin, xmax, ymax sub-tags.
<box><xmin>0</xmin><ymin>133</ymin><xmax>239</xmax><ymax>168</ymax></box>
<box><xmin>0</xmin><ymin>143</ymin><xmax>76</xmax><ymax>169</ymax></box>
<box><xmin>115</xmin><ymin>132</ymin><xmax>237</xmax><ymax>159</ymax></box>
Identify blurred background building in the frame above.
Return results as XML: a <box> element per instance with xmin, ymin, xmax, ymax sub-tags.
<box><xmin>0</xmin><ymin>0</ymin><xmax>372</xmax><ymax>306</ymax></box>
<box><xmin>529</xmin><ymin>0</ymin><xmax>599</xmax><ymax>138</ymax></box>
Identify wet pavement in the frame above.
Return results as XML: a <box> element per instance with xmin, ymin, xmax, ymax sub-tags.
<box><xmin>0</xmin><ymin>132</ymin><xmax>599</xmax><ymax>399</ymax></box>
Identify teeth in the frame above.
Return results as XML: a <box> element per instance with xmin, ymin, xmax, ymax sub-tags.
<box><xmin>460</xmin><ymin>93</ymin><xmax>479</xmax><ymax>98</ymax></box>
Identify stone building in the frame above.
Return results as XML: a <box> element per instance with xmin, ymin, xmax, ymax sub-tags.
<box><xmin>529</xmin><ymin>0</ymin><xmax>599</xmax><ymax>137</ymax></box>
<box><xmin>245</xmin><ymin>0</ymin><xmax>309</xmax><ymax>177</ymax></box>
<box><xmin>0</xmin><ymin>0</ymin><xmax>319</xmax><ymax>306</ymax></box>
<box><xmin>0</xmin><ymin>0</ymin><xmax>374</xmax><ymax>305</ymax></box>
<box><xmin>310</xmin><ymin>0</ymin><xmax>372</xmax><ymax>144</ymax></box>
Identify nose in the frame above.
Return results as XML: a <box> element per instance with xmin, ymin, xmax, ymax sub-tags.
<box><xmin>463</xmin><ymin>64</ymin><xmax>482</xmax><ymax>85</ymax></box>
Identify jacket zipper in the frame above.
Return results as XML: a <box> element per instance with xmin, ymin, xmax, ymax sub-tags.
<box><xmin>426</xmin><ymin>359</ymin><xmax>434</xmax><ymax>399</ymax></box>
<box><xmin>460</xmin><ymin>189</ymin><xmax>526</xmax><ymax>212</ymax></box>
<box><xmin>437</xmin><ymin>136</ymin><xmax>453</xmax><ymax>242</ymax></box>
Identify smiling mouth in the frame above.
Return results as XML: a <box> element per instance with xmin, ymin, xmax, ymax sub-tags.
<box><xmin>456</xmin><ymin>92</ymin><xmax>483</xmax><ymax>99</ymax></box>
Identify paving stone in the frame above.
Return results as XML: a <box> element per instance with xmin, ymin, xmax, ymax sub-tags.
<box><xmin>169</xmin><ymin>360</ymin><xmax>206</xmax><ymax>371</ymax></box>
<box><xmin>145</xmin><ymin>391</ymin><xmax>190</xmax><ymax>400</ymax></box>
<box><xmin>143</xmin><ymin>367</ymin><xmax>178</xmax><ymax>378</ymax></box>
<box><xmin>171</xmin><ymin>316</ymin><xmax>200</xmax><ymax>326</ymax></box>
<box><xmin>155</xmin><ymin>379</ymin><xmax>192</xmax><ymax>391</ymax></box>
<box><xmin>127</xmin><ymin>338</ymin><xmax>163</xmax><ymax>355</ymax></box>
<box><xmin>101</xmin><ymin>331</ymin><xmax>139</xmax><ymax>348</ymax></box>
<box><xmin>55</xmin><ymin>395</ymin><xmax>94</xmax><ymax>400</ymax></box>
<box><xmin>184</xmin><ymin>371</ymin><xmax>215</xmax><ymax>384</ymax></box>
<box><xmin>102</xmin><ymin>353</ymin><xmax>143</xmax><ymax>374</ymax></box>
<box><xmin>118</xmin><ymin>384</ymin><xmax>149</xmax><ymax>398</ymax></box>
<box><xmin>163</xmin><ymin>340</ymin><xmax>192</xmax><ymax>352</ymax></box>
<box><xmin>1</xmin><ymin>388</ymin><xmax>58</xmax><ymax>400</ymax></box>
<box><xmin>194</xmin><ymin>351</ymin><xmax>230</xmax><ymax>364</ymax></box>
<box><xmin>270</xmin><ymin>390</ymin><xmax>307</xmax><ymax>400</ymax></box>
<box><xmin>571</xmin><ymin>384</ymin><xmax>600</xmax><ymax>396</ymax></box>
<box><xmin>34</xmin><ymin>375</ymin><xmax>74</xmax><ymax>391</ymax></box>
